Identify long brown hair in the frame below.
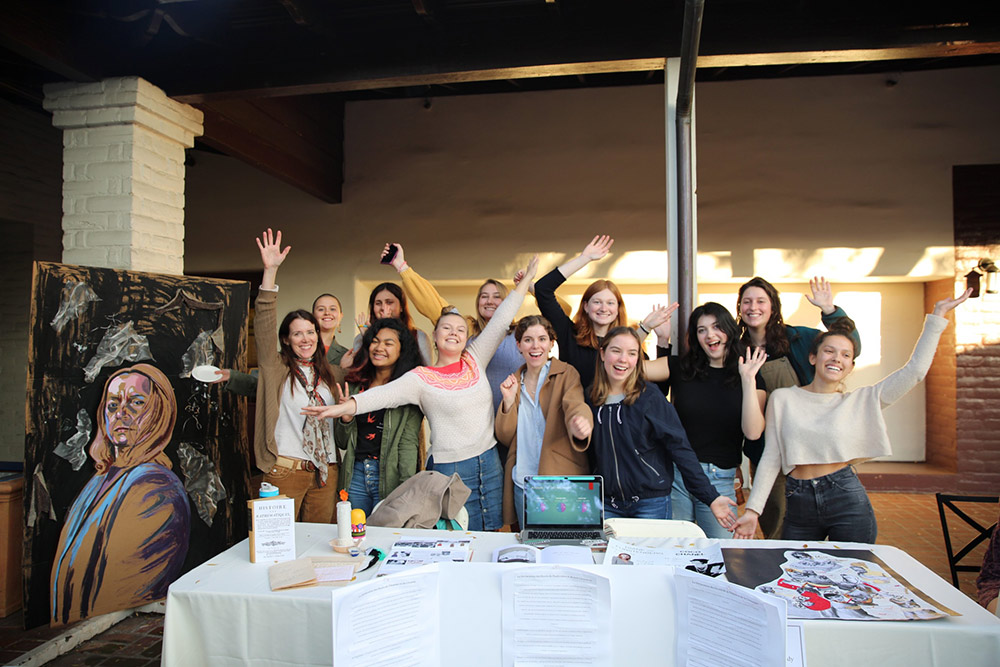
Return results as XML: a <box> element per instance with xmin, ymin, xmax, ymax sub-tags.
<box><xmin>89</xmin><ymin>364</ymin><xmax>176</xmax><ymax>475</ymax></box>
<box><xmin>590</xmin><ymin>327</ymin><xmax>646</xmax><ymax>406</ymax></box>
<box><xmin>737</xmin><ymin>277</ymin><xmax>790</xmax><ymax>358</ymax></box>
<box><xmin>279</xmin><ymin>310</ymin><xmax>337</xmax><ymax>393</ymax></box>
<box><xmin>573</xmin><ymin>279</ymin><xmax>628</xmax><ymax>349</ymax></box>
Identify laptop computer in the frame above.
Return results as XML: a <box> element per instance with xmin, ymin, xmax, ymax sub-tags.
<box><xmin>519</xmin><ymin>475</ymin><xmax>608</xmax><ymax>546</ymax></box>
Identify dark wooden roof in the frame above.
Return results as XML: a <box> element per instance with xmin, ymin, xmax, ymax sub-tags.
<box><xmin>2</xmin><ymin>0</ymin><xmax>999</xmax><ymax>201</ymax></box>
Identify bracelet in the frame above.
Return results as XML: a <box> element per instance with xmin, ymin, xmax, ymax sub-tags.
<box><xmin>638</xmin><ymin>322</ymin><xmax>650</xmax><ymax>334</ymax></box>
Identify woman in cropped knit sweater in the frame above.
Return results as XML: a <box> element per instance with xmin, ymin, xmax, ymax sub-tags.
<box><xmin>304</xmin><ymin>255</ymin><xmax>541</xmax><ymax>531</ymax></box>
<box><xmin>733</xmin><ymin>288</ymin><xmax>971</xmax><ymax>542</ymax></box>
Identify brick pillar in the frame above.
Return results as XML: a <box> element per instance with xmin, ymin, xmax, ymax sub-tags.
<box><xmin>953</xmin><ymin>164</ymin><xmax>1000</xmax><ymax>495</ymax></box>
<box><xmin>42</xmin><ymin>77</ymin><xmax>204</xmax><ymax>275</ymax></box>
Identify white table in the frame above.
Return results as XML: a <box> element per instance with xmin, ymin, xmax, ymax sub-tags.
<box><xmin>162</xmin><ymin>526</ymin><xmax>1000</xmax><ymax>667</ymax></box>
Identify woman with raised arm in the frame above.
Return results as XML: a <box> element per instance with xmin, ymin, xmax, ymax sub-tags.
<box><xmin>213</xmin><ymin>292</ymin><xmax>348</xmax><ymax>395</ymax></box>
<box><xmin>252</xmin><ymin>229</ymin><xmax>340</xmax><ymax>522</ymax></box>
<box><xmin>731</xmin><ymin>276</ymin><xmax>864</xmax><ymax>538</ymax></box>
<box><xmin>304</xmin><ymin>255</ymin><xmax>541</xmax><ymax>531</ymax></box>
<box><xmin>646</xmin><ymin>303</ymin><xmax>768</xmax><ymax>538</ymax></box>
<box><xmin>342</xmin><ymin>282</ymin><xmax>433</xmax><ymax>368</ymax></box>
<box><xmin>335</xmin><ymin>318</ymin><xmax>424</xmax><ymax>515</ymax></box>
<box><xmin>533</xmin><ymin>235</ymin><xmax>672</xmax><ymax>389</ymax></box>
<box><xmin>733</xmin><ymin>289</ymin><xmax>971</xmax><ymax>542</ymax></box>
<box><xmin>587</xmin><ymin>326</ymin><xmax>738</xmax><ymax>524</ymax></box>
<box><xmin>494</xmin><ymin>315</ymin><xmax>594</xmax><ymax>528</ymax></box>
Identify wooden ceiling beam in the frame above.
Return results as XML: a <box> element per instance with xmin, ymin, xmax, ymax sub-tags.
<box><xmin>173</xmin><ymin>41</ymin><xmax>1000</xmax><ymax>103</ymax></box>
<box><xmin>196</xmin><ymin>97</ymin><xmax>344</xmax><ymax>204</ymax></box>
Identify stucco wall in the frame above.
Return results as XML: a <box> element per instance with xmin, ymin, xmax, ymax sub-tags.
<box><xmin>180</xmin><ymin>65</ymin><xmax>1000</xmax><ymax>463</ymax></box>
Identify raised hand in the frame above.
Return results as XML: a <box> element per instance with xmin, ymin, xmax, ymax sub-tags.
<box><xmin>355</xmin><ymin>312</ymin><xmax>370</xmax><ymax>332</ymax></box>
<box><xmin>581</xmin><ymin>235</ymin><xmax>614</xmax><ymax>262</ymax></box>
<box><xmin>641</xmin><ymin>302</ymin><xmax>679</xmax><ymax>333</ymax></box>
<box><xmin>334</xmin><ymin>382</ymin><xmax>352</xmax><ymax>405</ymax></box>
<box><xmin>738</xmin><ymin>346</ymin><xmax>768</xmax><ymax>381</ymax></box>
<box><xmin>339</xmin><ymin>347</ymin><xmax>357</xmax><ymax>369</ymax></box>
<box><xmin>932</xmin><ymin>287</ymin><xmax>973</xmax><ymax>317</ymax></box>
<box><xmin>381</xmin><ymin>243</ymin><xmax>406</xmax><ymax>271</ymax></box>
<box><xmin>569</xmin><ymin>415</ymin><xmax>592</xmax><ymax>440</ymax></box>
<box><xmin>256</xmin><ymin>228</ymin><xmax>290</xmax><ymax>270</ymax></box>
<box><xmin>805</xmin><ymin>276</ymin><xmax>835</xmax><ymax>315</ymax></box>
<box><xmin>514</xmin><ymin>255</ymin><xmax>540</xmax><ymax>295</ymax></box>
<box><xmin>652</xmin><ymin>319</ymin><xmax>672</xmax><ymax>343</ymax></box>
<box><xmin>499</xmin><ymin>373</ymin><xmax>519</xmax><ymax>411</ymax></box>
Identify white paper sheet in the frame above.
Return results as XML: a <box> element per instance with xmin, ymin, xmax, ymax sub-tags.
<box><xmin>786</xmin><ymin>621</ymin><xmax>807</xmax><ymax>667</ymax></box>
<box><xmin>602</xmin><ymin>537</ymin><xmax>725</xmax><ymax>575</ymax></box>
<box><xmin>501</xmin><ymin>566</ymin><xmax>612</xmax><ymax>667</ymax></box>
<box><xmin>333</xmin><ymin>569</ymin><xmax>440</xmax><ymax>667</ymax></box>
<box><xmin>675</xmin><ymin>568</ymin><xmax>786</xmax><ymax>667</ymax></box>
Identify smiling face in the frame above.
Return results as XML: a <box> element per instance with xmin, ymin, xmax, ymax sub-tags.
<box><xmin>696</xmin><ymin>314</ymin><xmax>728</xmax><ymax>367</ymax></box>
<box><xmin>517</xmin><ymin>324</ymin><xmax>554</xmax><ymax>371</ymax></box>
<box><xmin>312</xmin><ymin>295</ymin><xmax>342</xmax><ymax>334</ymax></box>
<box><xmin>809</xmin><ymin>334</ymin><xmax>856</xmax><ymax>384</ymax></box>
<box><xmin>600</xmin><ymin>332</ymin><xmax>640</xmax><ymax>389</ymax></box>
<box><xmin>283</xmin><ymin>317</ymin><xmax>319</xmax><ymax>360</ymax></box>
<box><xmin>583</xmin><ymin>288</ymin><xmax>620</xmax><ymax>329</ymax></box>
<box><xmin>369</xmin><ymin>327</ymin><xmax>401</xmax><ymax>369</ymax></box>
<box><xmin>477</xmin><ymin>283</ymin><xmax>504</xmax><ymax>321</ymax></box>
<box><xmin>103</xmin><ymin>373</ymin><xmax>154</xmax><ymax>447</ymax></box>
<box><xmin>434</xmin><ymin>313</ymin><xmax>469</xmax><ymax>356</ymax></box>
<box><xmin>372</xmin><ymin>289</ymin><xmax>401</xmax><ymax>320</ymax></box>
<box><xmin>739</xmin><ymin>286</ymin><xmax>773</xmax><ymax>331</ymax></box>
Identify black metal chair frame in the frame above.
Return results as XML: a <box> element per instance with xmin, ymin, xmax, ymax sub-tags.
<box><xmin>935</xmin><ymin>492</ymin><xmax>999</xmax><ymax>588</ymax></box>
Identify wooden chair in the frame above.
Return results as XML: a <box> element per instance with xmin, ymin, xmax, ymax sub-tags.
<box><xmin>935</xmin><ymin>492</ymin><xmax>999</xmax><ymax>587</ymax></box>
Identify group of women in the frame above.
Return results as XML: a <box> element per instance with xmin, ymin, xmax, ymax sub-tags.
<box><xmin>245</xmin><ymin>229</ymin><xmax>970</xmax><ymax>543</ymax></box>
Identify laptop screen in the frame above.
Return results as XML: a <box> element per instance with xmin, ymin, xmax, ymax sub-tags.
<box><xmin>523</xmin><ymin>475</ymin><xmax>604</xmax><ymax>528</ymax></box>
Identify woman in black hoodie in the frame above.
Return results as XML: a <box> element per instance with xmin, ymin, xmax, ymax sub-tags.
<box><xmin>588</xmin><ymin>326</ymin><xmax>737</xmax><ymax>527</ymax></box>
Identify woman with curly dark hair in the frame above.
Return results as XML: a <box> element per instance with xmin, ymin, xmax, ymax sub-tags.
<box><xmin>648</xmin><ymin>302</ymin><xmax>767</xmax><ymax>538</ymax></box>
<box><xmin>336</xmin><ymin>318</ymin><xmax>425</xmax><ymax>513</ymax></box>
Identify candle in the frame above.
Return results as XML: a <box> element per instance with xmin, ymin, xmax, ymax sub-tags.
<box><xmin>336</xmin><ymin>489</ymin><xmax>352</xmax><ymax>543</ymax></box>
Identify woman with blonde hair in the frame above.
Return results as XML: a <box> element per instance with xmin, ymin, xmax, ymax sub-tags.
<box><xmin>586</xmin><ymin>327</ymin><xmax>737</xmax><ymax>524</ymax></box>
<box><xmin>304</xmin><ymin>256</ymin><xmax>541</xmax><ymax>531</ymax></box>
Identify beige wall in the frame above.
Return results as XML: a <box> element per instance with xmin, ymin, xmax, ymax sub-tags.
<box><xmin>183</xmin><ymin>65</ymin><xmax>1000</xmax><ymax>463</ymax></box>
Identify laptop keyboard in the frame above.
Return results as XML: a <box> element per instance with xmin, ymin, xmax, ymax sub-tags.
<box><xmin>526</xmin><ymin>530</ymin><xmax>602</xmax><ymax>541</ymax></box>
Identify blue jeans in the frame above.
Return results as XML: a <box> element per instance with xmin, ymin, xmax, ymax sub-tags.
<box><xmin>427</xmin><ymin>447</ymin><xmax>503</xmax><ymax>531</ymax></box>
<box><xmin>348</xmin><ymin>459</ymin><xmax>381</xmax><ymax>516</ymax></box>
<box><xmin>671</xmin><ymin>463</ymin><xmax>736</xmax><ymax>540</ymax></box>
<box><xmin>513</xmin><ymin>484</ymin><xmax>525</xmax><ymax>529</ymax></box>
<box><xmin>782</xmin><ymin>466</ymin><xmax>877</xmax><ymax>543</ymax></box>
<box><xmin>604</xmin><ymin>494</ymin><xmax>671</xmax><ymax>520</ymax></box>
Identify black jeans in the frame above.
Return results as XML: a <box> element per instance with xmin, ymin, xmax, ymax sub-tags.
<box><xmin>782</xmin><ymin>466</ymin><xmax>877</xmax><ymax>543</ymax></box>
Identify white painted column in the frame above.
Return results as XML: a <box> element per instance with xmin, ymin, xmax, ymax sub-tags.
<box><xmin>43</xmin><ymin>77</ymin><xmax>204</xmax><ymax>275</ymax></box>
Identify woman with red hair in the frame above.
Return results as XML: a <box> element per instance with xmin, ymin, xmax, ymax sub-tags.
<box><xmin>50</xmin><ymin>363</ymin><xmax>189</xmax><ymax>625</ymax></box>
<box><xmin>533</xmin><ymin>235</ymin><xmax>667</xmax><ymax>389</ymax></box>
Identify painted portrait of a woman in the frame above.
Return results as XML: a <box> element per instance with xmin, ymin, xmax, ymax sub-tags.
<box><xmin>50</xmin><ymin>363</ymin><xmax>190</xmax><ymax>626</ymax></box>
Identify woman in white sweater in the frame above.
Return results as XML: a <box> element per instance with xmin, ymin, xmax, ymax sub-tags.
<box><xmin>304</xmin><ymin>255</ymin><xmax>540</xmax><ymax>531</ymax></box>
<box><xmin>733</xmin><ymin>288</ymin><xmax>971</xmax><ymax>542</ymax></box>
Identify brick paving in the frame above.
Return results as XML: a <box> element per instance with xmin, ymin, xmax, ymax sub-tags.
<box><xmin>1</xmin><ymin>491</ymin><xmax>996</xmax><ymax>665</ymax></box>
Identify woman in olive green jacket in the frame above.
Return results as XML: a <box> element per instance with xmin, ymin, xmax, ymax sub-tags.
<box><xmin>334</xmin><ymin>318</ymin><xmax>424</xmax><ymax>513</ymax></box>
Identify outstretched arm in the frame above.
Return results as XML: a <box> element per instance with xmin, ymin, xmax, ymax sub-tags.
<box><xmin>557</xmin><ymin>235</ymin><xmax>614</xmax><ymax>279</ymax></box>
<box><xmin>738</xmin><ymin>347</ymin><xmax>768</xmax><ymax>440</ymax></box>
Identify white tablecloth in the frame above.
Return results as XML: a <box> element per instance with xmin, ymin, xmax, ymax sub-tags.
<box><xmin>162</xmin><ymin>525</ymin><xmax>1000</xmax><ymax>667</ymax></box>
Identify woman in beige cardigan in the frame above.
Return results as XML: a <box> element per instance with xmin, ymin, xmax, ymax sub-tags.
<box><xmin>495</xmin><ymin>315</ymin><xmax>593</xmax><ymax>529</ymax></box>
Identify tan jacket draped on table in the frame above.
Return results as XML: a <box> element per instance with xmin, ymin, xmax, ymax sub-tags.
<box><xmin>495</xmin><ymin>358</ymin><xmax>593</xmax><ymax>525</ymax></box>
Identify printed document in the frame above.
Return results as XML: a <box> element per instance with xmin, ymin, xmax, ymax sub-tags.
<box><xmin>501</xmin><ymin>566</ymin><xmax>611</xmax><ymax>667</ymax></box>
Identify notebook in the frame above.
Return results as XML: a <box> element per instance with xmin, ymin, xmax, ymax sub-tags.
<box><xmin>520</xmin><ymin>475</ymin><xmax>608</xmax><ymax>546</ymax></box>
